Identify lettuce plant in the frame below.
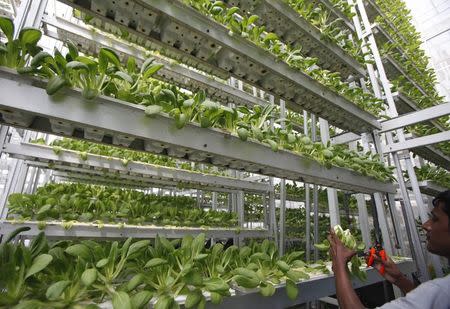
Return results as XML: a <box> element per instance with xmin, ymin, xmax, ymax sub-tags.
<box><xmin>0</xmin><ymin>17</ymin><xmax>42</xmax><ymax>69</ymax></box>
<box><xmin>7</xmin><ymin>183</ymin><xmax>239</xmax><ymax>228</ymax></box>
<box><xmin>1</xmin><ymin>229</ymin><xmax>328</xmax><ymax>308</ymax></box>
<box><xmin>314</xmin><ymin>225</ymin><xmax>367</xmax><ymax>281</ymax></box>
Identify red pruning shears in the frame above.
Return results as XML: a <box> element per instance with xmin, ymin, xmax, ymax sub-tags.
<box><xmin>365</xmin><ymin>243</ymin><xmax>387</xmax><ymax>275</ymax></box>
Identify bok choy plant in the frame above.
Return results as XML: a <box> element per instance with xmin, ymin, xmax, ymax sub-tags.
<box><xmin>314</xmin><ymin>225</ymin><xmax>367</xmax><ymax>281</ymax></box>
<box><xmin>1</xmin><ymin>229</ymin><xmax>332</xmax><ymax>308</ymax></box>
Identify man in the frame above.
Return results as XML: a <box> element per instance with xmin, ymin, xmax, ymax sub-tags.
<box><xmin>328</xmin><ymin>190</ymin><xmax>450</xmax><ymax>308</ymax></box>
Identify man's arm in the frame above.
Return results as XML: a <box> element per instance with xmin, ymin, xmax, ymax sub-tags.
<box><xmin>334</xmin><ymin>263</ymin><xmax>366</xmax><ymax>309</ymax></box>
<box><xmin>328</xmin><ymin>230</ymin><xmax>365</xmax><ymax>309</ymax></box>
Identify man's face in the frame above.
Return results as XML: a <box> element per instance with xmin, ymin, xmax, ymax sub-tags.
<box><xmin>422</xmin><ymin>202</ymin><xmax>450</xmax><ymax>258</ymax></box>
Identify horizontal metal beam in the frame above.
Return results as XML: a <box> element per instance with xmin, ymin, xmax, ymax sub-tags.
<box><xmin>0</xmin><ymin>221</ymin><xmax>268</xmax><ymax>239</ymax></box>
<box><xmin>380</xmin><ymin>102</ymin><xmax>450</xmax><ymax>133</ymax></box>
<box><xmin>4</xmin><ymin>142</ymin><xmax>271</xmax><ymax>193</ymax></box>
<box><xmin>383</xmin><ymin>131</ymin><xmax>450</xmax><ymax>153</ymax></box>
<box><xmin>394</xmin><ymin>93</ymin><xmax>447</xmax><ymax>132</ymax></box>
<box><xmin>330</xmin><ymin>132</ymin><xmax>360</xmax><ymax>144</ymax></box>
<box><xmin>0</xmin><ymin>69</ymin><xmax>396</xmax><ymax>193</ymax></box>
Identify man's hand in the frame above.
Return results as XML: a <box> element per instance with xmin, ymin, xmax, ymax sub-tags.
<box><xmin>327</xmin><ymin>228</ymin><xmax>365</xmax><ymax>309</ymax></box>
<box><xmin>373</xmin><ymin>255</ymin><xmax>402</xmax><ymax>283</ymax></box>
<box><xmin>327</xmin><ymin>228</ymin><xmax>356</xmax><ymax>271</ymax></box>
<box><xmin>373</xmin><ymin>255</ymin><xmax>416</xmax><ymax>294</ymax></box>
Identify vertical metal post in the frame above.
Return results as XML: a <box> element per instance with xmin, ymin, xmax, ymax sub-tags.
<box><xmin>360</xmin><ymin>133</ymin><xmax>394</xmax><ymax>254</ymax></box>
<box><xmin>356</xmin><ymin>194</ymin><xmax>371</xmax><ymax>248</ymax></box>
<box><xmin>13</xmin><ymin>0</ymin><xmax>49</xmax><ymax>33</ymax></box>
<box><xmin>303</xmin><ymin>111</ymin><xmax>311</xmax><ymax>262</ymax></box>
<box><xmin>351</xmin><ymin>0</ymin><xmax>431</xmax><ymax>281</ymax></box>
<box><xmin>0</xmin><ymin>125</ymin><xmax>10</xmax><ymax>155</ymax></box>
<box><xmin>278</xmin><ymin>99</ymin><xmax>287</xmax><ymax>255</ymax></box>
<box><xmin>269</xmin><ymin>177</ymin><xmax>278</xmax><ymax>245</ymax></box>
<box><xmin>319</xmin><ymin>118</ymin><xmax>340</xmax><ymax>227</ymax></box>
<box><xmin>236</xmin><ymin>190</ymin><xmax>245</xmax><ymax>247</ymax></box>
<box><xmin>211</xmin><ymin>192</ymin><xmax>218</xmax><ymax>211</ymax></box>
<box><xmin>310</xmin><ymin>114</ymin><xmax>320</xmax><ymax>260</ymax></box>
<box><xmin>279</xmin><ymin>179</ymin><xmax>286</xmax><ymax>255</ymax></box>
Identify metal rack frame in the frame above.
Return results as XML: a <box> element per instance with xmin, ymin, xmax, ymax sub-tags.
<box><xmin>0</xmin><ymin>0</ymin><xmax>448</xmax><ymax>305</ymax></box>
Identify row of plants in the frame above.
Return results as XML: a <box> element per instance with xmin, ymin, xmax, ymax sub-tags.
<box><xmin>374</xmin><ymin>0</ymin><xmax>444</xmax><ymax>107</ymax></box>
<box><xmin>179</xmin><ymin>1</ymin><xmax>385</xmax><ymax>116</ymax></box>
<box><xmin>244</xmin><ymin>193</ymin><xmax>266</xmax><ymax>224</ymax></box>
<box><xmin>1</xmin><ymin>228</ymin><xmax>327</xmax><ymax>308</ymax></box>
<box><xmin>328</xmin><ymin>0</ymin><xmax>356</xmax><ymax>20</ymax></box>
<box><xmin>370</xmin><ymin>0</ymin><xmax>450</xmax><ymax>157</ymax></box>
<box><xmin>404</xmin><ymin>165</ymin><xmax>450</xmax><ymax>189</ymax></box>
<box><xmin>284</xmin><ymin>207</ymin><xmax>361</xmax><ymax>240</ymax></box>
<box><xmin>31</xmin><ymin>138</ymin><xmax>228</xmax><ymax>177</ymax></box>
<box><xmin>274</xmin><ymin>183</ymin><xmax>360</xmax><ymax>212</ymax></box>
<box><xmin>284</xmin><ymin>0</ymin><xmax>371</xmax><ymax>64</ymax></box>
<box><xmin>0</xmin><ymin>226</ymin><xmax>371</xmax><ymax>309</ymax></box>
<box><xmin>0</xmin><ymin>17</ymin><xmax>395</xmax><ymax>183</ymax></box>
<box><xmin>7</xmin><ymin>183</ymin><xmax>239</xmax><ymax>228</ymax></box>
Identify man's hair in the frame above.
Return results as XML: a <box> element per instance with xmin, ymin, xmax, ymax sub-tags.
<box><xmin>432</xmin><ymin>190</ymin><xmax>450</xmax><ymax>221</ymax></box>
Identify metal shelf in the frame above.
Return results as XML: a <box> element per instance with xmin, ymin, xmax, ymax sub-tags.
<box><xmin>42</xmin><ymin>15</ymin><xmax>270</xmax><ymax>110</ymax></box>
<box><xmin>60</xmin><ymin>0</ymin><xmax>381</xmax><ymax>134</ymax></box>
<box><xmin>3</xmin><ymin>142</ymin><xmax>271</xmax><ymax>194</ymax></box>
<box><xmin>226</xmin><ymin>0</ymin><xmax>365</xmax><ymax>78</ymax></box>
<box><xmin>406</xmin><ymin>180</ymin><xmax>449</xmax><ymax>196</ymax></box>
<box><xmin>363</xmin><ymin>0</ymin><xmax>408</xmax><ymax>46</ymax></box>
<box><xmin>52</xmin><ymin>170</ymin><xmax>165</xmax><ymax>190</ymax></box>
<box><xmin>212</xmin><ymin>259</ymin><xmax>414</xmax><ymax>309</ymax></box>
<box><xmin>372</xmin><ymin>24</ymin><xmax>425</xmax><ymax>83</ymax></box>
<box><xmin>383</xmin><ymin>55</ymin><xmax>429</xmax><ymax>97</ymax></box>
<box><xmin>0</xmin><ymin>69</ymin><xmax>396</xmax><ymax>193</ymax></box>
<box><xmin>0</xmin><ymin>221</ymin><xmax>268</xmax><ymax>239</ymax></box>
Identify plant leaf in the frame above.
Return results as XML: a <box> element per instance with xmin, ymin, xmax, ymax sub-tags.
<box><xmin>46</xmin><ymin>280</ymin><xmax>71</xmax><ymax>300</ymax></box>
<box><xmin>143</xmin><ymin>63</ymin><xmax>164</xmax><ymax>79</ymax></box>
<box><xmin>65</xmin><ymin>244</ymin><xmax>91</xmax><ymax>260</ymax></box>
<box><xmin>25</xmin><ymin>254</ymin><xmax>53</xmax><ymax>279</ymax></box>
<box><xmin>286</xmin><ymin>279</ymin><xmax>298</xmax><ymax>300</ymax></box>
<box><xmin>0</xmin><ymin>16</ymin><xmax>14</xmax><ymax>41</ymax></box>
<box><xmin>144</xmin><ymin>257</ymin><xmax>167</xmax><ymax>268</ymax></box>
<box><xmin>18</xmin><ymin>27</ymin><xmax>41</xmax><ymax>47</ymax></box>
<box><xmin>130</xmin><ymin>290</ymin><xmax>153</xmax><ymax>309</ymax></box>
<box><xmin>112</xmin><ymin>291</ymin><xmax>132</xmax><ymax>309</ymax></box>
<box><xmin>81</xmin><ymin>268</ymin><xmax>97</xmax><ymax>286</ymax></box>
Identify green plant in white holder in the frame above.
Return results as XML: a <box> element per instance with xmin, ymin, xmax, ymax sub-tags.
<box><xmin>314</xmin><ymin>225</ymin><xmax>367</xmax><ymax>281</ymax></box>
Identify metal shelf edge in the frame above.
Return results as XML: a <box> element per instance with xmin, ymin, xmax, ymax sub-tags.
<box><xmin>0</xmin><ymin>69</ymin><xmax>395</xmax><ymax>194</ymax></box>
